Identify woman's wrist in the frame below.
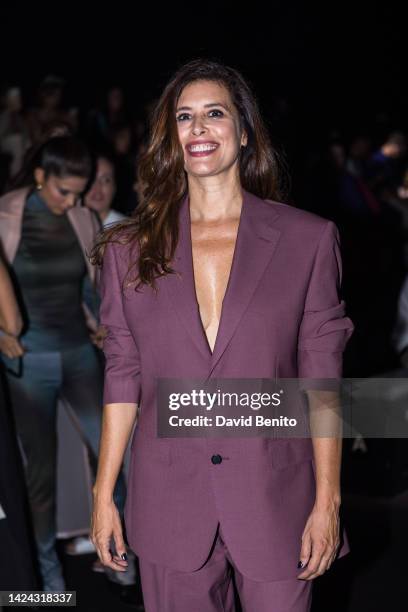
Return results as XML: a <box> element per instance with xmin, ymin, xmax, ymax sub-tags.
<box><xmin>315</xmin><ymin>490</ymin><xmax>341</xmax><ymax>511</ymax></box>
<box><xmin>92</xmin><ymin>485</ymin><xmax>114</xmax><ymax>503</ymax></box>
<box><xmin>0</xmin><ymin>329</ymin><xmax>19</xmax><ymax>338</ymax></box>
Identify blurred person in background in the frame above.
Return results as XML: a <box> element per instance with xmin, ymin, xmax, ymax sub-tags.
<box><xmin>86</xmin><ymin>86</ymin><xmax>129</xmax><ymax>149</ymax></box>
<box><xmin>397</xmin><ymin>167</ymin><xmax>408</xmax><ymax>201</ymax></box>
<box><xmin>300</xmin><ymin>136</ymin><xmax>378</xmax><ymax>223</ymax></box>
<box><xmin>328</xmin><ymin>140</ymin><xmax>377</xmax><ymax>220</ymax></box>
<box><xmin>364</xmin><ymin>130</ymin><xmax>407</xmax><ymax>211</ymax></box>
<box><xmin>392</xmin><ymin>274</ymin><xmax>408</xmax><ymax>368</ymax></box>
<box><xmin>0</xmin><ymin>135</ymin><xmax>129</xmax><ymax>591</ymax></box>
<box><xmin>345</xmin><ymin>135</ymin><xmax>372</xmax><ymax>179</ymax></box>
<box><xmin>26</xmin><ymin>76</ymin><xmax>72</xmax><ymax>145</ymax></box>
<box><xmin>0</xmin><ymin>256</ymin><xmax>39</xmax><ymax>590</ymax></box>
<box><xmin>6</xmin><ymin>119</ymin><xmax>75</xmax><ymax>196</ymax></box>
<box><xmin>85</xmin><ymin>151</ymin><xmax>126</xmax><ymax>227</ymax></box>
<box><xmin>0</xmin><ymin>86</ymin><xmax>30</xmax><ymax>181</ymax></box>
<box><xmin>111</xmin><ymin>122</ymin><xmax>139</xmax><ymax>215</ymax></box>
<box><xmin>350</xmin><ymin>130</ymin><xmax>407</xmax><ymax>373</ymax></box>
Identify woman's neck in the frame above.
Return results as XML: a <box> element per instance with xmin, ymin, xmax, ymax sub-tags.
<box><xmin>187</xmin><ymin>172</ymin><xmax>243</xmax><ymax>223</ymax></box>
<box><xmin>98</xmin><ymin>208</ymin><xmax>110</xmax><ymax>222</ymax></box>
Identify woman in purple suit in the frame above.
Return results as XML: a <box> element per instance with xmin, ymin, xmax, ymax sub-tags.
<box><xmin>90</xmin><ymin>60</ymin><xmax>354</xmax><ymax>611</ymax></box>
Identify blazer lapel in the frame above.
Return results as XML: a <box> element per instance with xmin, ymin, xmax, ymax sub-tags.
<box><xmin>164</xmin><ymin>189</ymin><xmax>282</xmax><ymax>373</ymax></box>
<box><xmin>0</xmin><ymin>188</ymin><xmax>27</xmax><ymax>263</ymax></box>
<box><xmin>163</xmin><ymin>194</ymin><xmax>212</xmax><ymax>362</ymax></box>
<box><xmin>67</xmin><ymin>206</ymin><xmax>96</xmax><ymax>286</ymax></box>
<box><xmin>208</xmin><ymin>190</ymin><xmax>281</xmax><ymax>375</ymax></box>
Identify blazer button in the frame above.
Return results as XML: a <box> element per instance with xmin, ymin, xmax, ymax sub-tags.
<box><xmin>211</xmin><ymin>454</ymin><xmax>222</xmax><ymax>465</ymax></box>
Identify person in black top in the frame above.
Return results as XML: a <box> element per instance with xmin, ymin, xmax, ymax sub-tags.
<box><xmin>0</xmin><ymin>137</ymin><xmax>128</xmax><ymax>591</ymax></box>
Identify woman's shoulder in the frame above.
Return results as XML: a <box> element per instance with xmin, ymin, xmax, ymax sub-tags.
<box><xmin>0</xmin><ymin>187</ymin><xmax>30</xmax><ymax>212</ymax></box>
<box><xmin>102</xmin><ymin>225</ymin><xmax>140</xmax><ymax>270</ymax></box>
<box><xmin>258</xmin><ymin>196</ymin><xmax>341</xmax><ymax>251</ymax></box>
<box><xmin>248</xmin><ymin>194</ymin><xmax>340</xmax><ymax>254</ymax></box>
<box><xmin>264</xmin><ymin>198</ymin><xmax>333</xmax><ymax>232</ymax></box>
<box><xmin>100</xmin><ymin>231</ymin><xmax>140</xmax><ymax>292</ymax></box>
<box><xmin>103</xmin><ymin>209</ymin><xmax>126</xmax><ymax>226</ymax></box>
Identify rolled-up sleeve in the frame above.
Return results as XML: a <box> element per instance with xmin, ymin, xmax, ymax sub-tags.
<box><xmin>298</xmin><ymin>220</ymin><xmax>354</xmax><ymax>388</ymax></box>
<box><xmin>100</xmin><ymin>241</ymin><xmax>141</xmax><ymax>405</ymax></box>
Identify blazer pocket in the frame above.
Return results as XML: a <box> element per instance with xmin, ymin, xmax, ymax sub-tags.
<box><xmin>269</xmin><ymin>439</ymin><xmax>314</xmax><ymax>470</ymax></box>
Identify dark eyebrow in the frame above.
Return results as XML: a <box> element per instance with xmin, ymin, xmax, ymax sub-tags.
<box><xmin>58</xmin><ymin>186</ymin><xmax>82</xmax><ymax>196</ymax></box>
<box><xmin>176</xmin><ymin>102</ymin><xmax>230</xmax><ymax>112</ymax></box>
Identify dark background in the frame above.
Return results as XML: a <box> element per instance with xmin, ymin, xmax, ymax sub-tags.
<box><xmin>2</xmin><ymin>2</ymin><xmax>407</xmax><ymax>142</ymax></box>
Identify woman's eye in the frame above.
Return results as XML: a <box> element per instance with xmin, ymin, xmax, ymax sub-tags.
<box><xmin>59</xmin><ymin>189</ymin><xmax>69</xmax><ymax>196</ymax></box>
<box><xmin>176</xmin><ymin>109</ymin><xmax>224</xmax><ymax>122</ymax></box>
<box><xmin>208</xmin><ymin>109</ymin><xmax>224</xmax><ymax>118</ymax></box>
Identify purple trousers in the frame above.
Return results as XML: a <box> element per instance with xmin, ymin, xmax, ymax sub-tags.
<box><xmin>138</xmin><ymin>525</ymin><xmax>313</xmax><ymax>612</ymax></box>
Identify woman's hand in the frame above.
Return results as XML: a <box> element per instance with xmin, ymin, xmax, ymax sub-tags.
<box><xmin>297</xmin><ymin>500</ymin><xmax>340</xmax><ymax>580</ymax></box>
<box><xmin>90</xmin><ymin>496</ymin><xmax>129</xmax><ymax>572</ymax></box>
<box><xmin>0</xmin><ymin>333</ymin><xmax>25</xmax><ymax>359</ymax></box>
<box><xmin>90</xmin><ymin>325</ymin><xmax>107</xmax><ymax>351</ymax></box>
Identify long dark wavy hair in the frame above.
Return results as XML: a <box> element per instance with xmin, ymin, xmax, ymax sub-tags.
<box><xmin>90</xmin><ymin>59</ymin><xmax>288</xmax><ymax>290</ymax></box>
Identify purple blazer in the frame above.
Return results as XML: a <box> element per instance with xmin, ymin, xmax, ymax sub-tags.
<box><xmin>100</xmin><ymin>189</ymin><xmax>354</xmax><ymax>581</ymax></box>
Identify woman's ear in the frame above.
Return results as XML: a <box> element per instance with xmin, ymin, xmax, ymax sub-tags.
<box><xmin>34</xmin><ymin>167</ymin><xmax>45</xmax><ymax>187</ymax></box>
<box><xmin>241</xmin><ymin>130</ymin><xmax>248</xmax><ymax>148</ymax></box>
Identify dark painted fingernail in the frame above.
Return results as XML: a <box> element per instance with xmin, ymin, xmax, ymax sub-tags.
<box><xmin>121</xmin><ymin>553</ymin><xmax>128</xmax><ymax>561</ymax></box>
<box><xmin>297</xmin><ymin>561</ymin><xmax>304</xmax><ymax>568</ymax></box>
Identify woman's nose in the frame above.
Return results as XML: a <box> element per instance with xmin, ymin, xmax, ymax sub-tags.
<box><xmin>90</xmin><ymin>183</ymin><xmax>103</xmax><ymax>200</ymax></box>
<box><xmin>66</xmin><ymin>194</ymin><xmax>77</xmax><ymax>207</ymax></box>
<box><xmin>191</xmin><ymin>116</ymin><xmax>206</xmax><ymax>136</ymax></box>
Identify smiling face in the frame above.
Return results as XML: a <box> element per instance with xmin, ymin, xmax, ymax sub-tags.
<box><xmin>34</xmin><ymin>168</ymin><xmax>88</xmax><ymax>215</ymax></box>
<box><xmin>85</xmin><ymin>157</ymin><xmax>116</xmax><ymax>215</ymax></box>
<box><xmin>176</xmin><ymin>80</ymin><xmax>247</xmax><ymax>182</ymax></box>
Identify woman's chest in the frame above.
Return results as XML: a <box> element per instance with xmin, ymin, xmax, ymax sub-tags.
<box><xmin>13</xmin><ymin>212</ymin><xmax>86</xmax><ymax>286</ymax></box>
<box><xmin>191</xmin><ymin>220</ymin><xmax>239</xmax><ymax>351</ymax></box>
<box><xmin>122</xmin><ymin>246</ymin><xmax>312</xmax><ymax>350</ymax></box>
